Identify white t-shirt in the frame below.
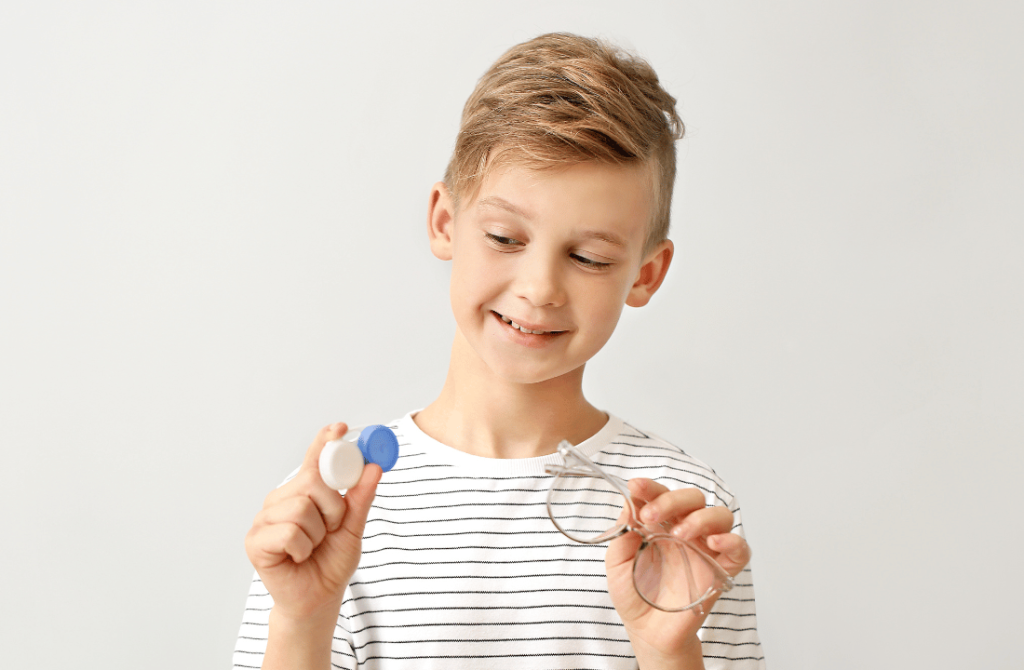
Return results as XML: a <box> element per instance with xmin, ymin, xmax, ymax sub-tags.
<box><xmin>233</xmin><ymin>413</ymin><xmax>765</xmax><ymax>669</ymax></box>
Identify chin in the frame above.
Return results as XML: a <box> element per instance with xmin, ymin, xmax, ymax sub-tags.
<box><xmin>485</xmin><ymin>356</ymin><xmax>585</xmax><ymax>387</ymax></box>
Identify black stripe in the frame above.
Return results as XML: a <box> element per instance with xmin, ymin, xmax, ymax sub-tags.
<box><xmin>621</xmin><ymin>423</ymin><xmax>651</xmax><ymax>439</ymax></box>
<box><xmin>380</xmin><ymin>473</ymin><xmax>550</xmax><ymax>485</ymax></box>
<box><xmin>347</xmin><ymin>602</ymin><xmax>617</xmax><ymax>615</ymax></box>
<box><xmin>349</xmin><ymin>618</ymin><xmax>623</xmax><ymax>634</ymax></box>
<box><xmin>350</xmin><ymin>571</ymin><xmax>605</xmax><ymax>587</ymax></box>
<box><xmin>362</xmin><ymin>528</ymin><xmax>569</xmax><ymax>541</ymax></box>
<box><xmin>389</xmin><ymin>462</ymin><xmax>456</xmax><ymax>473</ymax></box>
<box><xmin>364</xmin><ymin>512</ymin><xmax>614</xmax><ymax>526</ymax></box>
<box><xmin>359</xmin><ymin>556</ymin><xmax>604</xmax><ymax>571</ymax></box>
<box><xmin>374</xmin><ymin>487</ymin><xmax>549</xmax><ymax>499</ymax></box>
<box><xmin>373</xmin><ymin>499</ymin><xmax>556</xmax><ymax>512</ymax></box>
<box><xmin>347</xmin><ymin>587</ymin><xmax>611</xmax><ymax>603</ymax></box>
<box><xmin>359</xmin><ymin>651</ymin><xmax>635</xmax><ymax>661</ymax></box>
<box><xmin>360</xmin><ymin>541</ymin><xmax>595</xmax><ymax>555</ymax></box>
<box><xmin>352</xmin><ymin>635</ymin><xmax>632</xmax><ymax>651</ymax></box>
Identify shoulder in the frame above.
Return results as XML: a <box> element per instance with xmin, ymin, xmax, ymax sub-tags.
<box><xmin>593</xmin><ymin>417</ymin><xmax>737</xmax><ymax>511</ymax></box>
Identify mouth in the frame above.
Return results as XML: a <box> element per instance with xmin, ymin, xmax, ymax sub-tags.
<box><xmin>492</xmin><ymin>311</ymin><xmax>567</xmax><ymax>336</ymax></box>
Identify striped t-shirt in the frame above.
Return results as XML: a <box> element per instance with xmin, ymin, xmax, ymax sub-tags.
<box><xmin>234</xmin><ymin>413</ymin><xmax>764</xmax><ymax>669</ymax></box>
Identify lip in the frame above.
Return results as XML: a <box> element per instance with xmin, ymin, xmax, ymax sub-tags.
<box><xmin>490</xmin><ymin>311</ymin><xmax>568</xmax><ymax>347</ymax></box>
<box><xmin>491</xmin><ymin>310</ymin><xmax>567</xmax><ymax>335</ymax></box>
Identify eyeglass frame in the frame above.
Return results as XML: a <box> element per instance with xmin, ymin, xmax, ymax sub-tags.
<box><xmin>543</xmin><ymin>440</ymin><xmax>734</xmax><ymax>615</ymax></box>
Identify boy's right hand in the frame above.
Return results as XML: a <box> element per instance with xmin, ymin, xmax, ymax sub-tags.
<box><xmin>244</xmin><ymin>423</ymin><xmax>383</xmax><ymax>622</ymax></box>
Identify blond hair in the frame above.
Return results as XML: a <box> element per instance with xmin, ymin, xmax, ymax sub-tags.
<box><xmin>444</xmin><ymin>33</ymin><xmax>684</xmax><ymax>252</ymax></box>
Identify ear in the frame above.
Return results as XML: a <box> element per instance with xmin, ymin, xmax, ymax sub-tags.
<box><xmin>626</xmin><ymin>239</ymin><xmax>674</xmax><ymax>307</ymax></box>
<box><xmin>427</xmin><ymin>181</ymin><xmax>456</xmax><ymax>261</ymax></box>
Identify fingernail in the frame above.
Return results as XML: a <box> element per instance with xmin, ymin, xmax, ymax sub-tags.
<box><xmin>673</xmin><ymin>523</ymin><xmax>694</xmax><ymax>540</ymax></box>
<box><xmin>640</xmin><ymin>505</ymin><xmax>658</xmax><ymax>523</ymax></box>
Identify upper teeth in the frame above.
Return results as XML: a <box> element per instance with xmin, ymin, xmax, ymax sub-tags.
<box><xmin>501</xmin><ymin>315</ymin><xmax>549</xmax><ymax>334</ymax></box>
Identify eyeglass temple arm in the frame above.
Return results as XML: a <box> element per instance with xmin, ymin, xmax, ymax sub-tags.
<box><xmin>543</xmin><ymin>464</ymin><xmax>629</xmax><ymax>487</ymax></box>
<box><xmin>550</xmin><ymin>441</ymin><xmax>635</xmax><ymax>504</ymax></box>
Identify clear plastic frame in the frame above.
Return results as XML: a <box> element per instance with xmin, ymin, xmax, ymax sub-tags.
<box><xmin>544</xmin><ymin>440</ymin><xmax>734</xmax><ymax>615</ymax></box>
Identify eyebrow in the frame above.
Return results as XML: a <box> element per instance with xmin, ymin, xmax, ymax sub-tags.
<box><xmin>477</xmin><ymin>196</ymin><xmax>532</xmax><ymax>220</ymax></box>
<box><xmin>476</xmin><ymin>196</ymin><xmax>628</xmax><ymax>248</ymax></box>
<box><xmin>579</xmin><ymin>230</ymin><xmax>627</xmax><ymax>247</ymax></box>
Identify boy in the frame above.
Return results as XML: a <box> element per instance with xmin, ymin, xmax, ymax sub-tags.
<box><xmin>235</xmin><ymin>33</ymin><xmax>763</xmax><ymax>670</ymax></box>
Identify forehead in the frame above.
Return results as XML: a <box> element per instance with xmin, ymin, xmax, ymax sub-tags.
<box><xmin>467</xmin><ymin>161</ymin><xmax>654</xmax><ymax>246</ymax></box>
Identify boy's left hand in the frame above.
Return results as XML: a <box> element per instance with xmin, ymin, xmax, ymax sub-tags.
<box><xmin>605</xmin><ymin>478</ymin><xmax>751</xmax><ymax>668</ymax></box>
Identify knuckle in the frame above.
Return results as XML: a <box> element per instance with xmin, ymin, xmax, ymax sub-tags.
<box><xmin>295</xmin><ymin>495</ymin><xmax>318</xmax><ymax>519</ymax></box>
<box><xmin>263</xmin><ymin>489</ymin><xmax>281</xmax><ymax>507</ymax></box>
<box><xmin>282</xmin><ymin>521</ymin><xmax>304</xmax><ymax>544</ymax></box>
<box><xmin>244</xmin><ymin>527</ymin><xmax>258</xmax><ymax>551</ymax></box>
<box><xmin>298</xmin><ymin>468</ymin><xmax>322</xmax><ymax>489</ymax></box>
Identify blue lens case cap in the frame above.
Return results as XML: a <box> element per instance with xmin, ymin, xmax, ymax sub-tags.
<box><xmin>357</xmin><ymin>424</ymin><xmax>400</xmax><ymax>472</ymax></box>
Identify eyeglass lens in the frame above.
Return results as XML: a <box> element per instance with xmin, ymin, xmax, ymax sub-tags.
<box><xmin>549</xmin><ymin>469</ymin><xmax>727</xmax><ymax>611</ymax></box>
<box><xmin>547</xmin><ymin>469</ymin><xmax>625</xmax><ymax>544</ymax></box>
<box><xmin>634</xmin><ymin>536</ymin><xmax>722</xmax><ymax>611</ymax></box>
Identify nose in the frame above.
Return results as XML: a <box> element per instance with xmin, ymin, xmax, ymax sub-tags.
<box><xmin>513</xmin><ymin>250</ymin><xmax>567</xmax><ymax>308</ymax></box>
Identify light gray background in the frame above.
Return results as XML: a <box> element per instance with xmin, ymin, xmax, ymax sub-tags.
<box><xmin>2</xmin><ymin>1</ymin><xmax>1021</xmax><ymax>668</ymax></box>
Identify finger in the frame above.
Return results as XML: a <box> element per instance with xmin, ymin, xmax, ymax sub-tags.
<box><xmin>636</xmin><ymin>486</ymin><xmax>705</xmax><ymax>527</ymax></box>
<box><xmin>628</xmin><ymin>477</ymin><xmax>669</xmax><ymax>504</ymax></box>
<box><xmin>245</xmin><ymin>521</ymin><xmax>316</xmax><ymax>568</ymax></box>
<box><xmin>706</xmin><ymin>533</ymin><xmax>752</xmax><ymax>577</ymax></box>
<box><xmin>618</xmin><ymin>478</ymin><xmax>669</xmax><ymax>525</ymax></box>
<box><xmin>605</xmin><ymin>524</ymin><xmax>643</xmax><ymax>570</ymax></box>
<box><xmin>607</xmin><ymin>478</ymin><xmax>665</xmax><ymax>568</ymax></box>
<box><xmin>671</xmin><ymin>505</ymin><xmax>734</xmax><ymax>542</ymax></box>
<box><xmin>337</xmin><ymin>463</ymin><xmax>382</xmax><ymax>541</ymax></box>
<box><xmin>254</xmin><ymin>495</ymin><xmax>329</xmax><ymax>549</ymax></box>
<box><xmin>301</xmin><ymin>422</ymin><xmax>350</xmax><ymax>471</ymax></box>
<box><xmin>265</xmin><ymin>467</ymin><xmax>348</xmax><ymax>533</ymax></box>
<box><xmin>298</xmin><ymin>468</ymin><xmax>349</xmax><ymax>533</ymax></box>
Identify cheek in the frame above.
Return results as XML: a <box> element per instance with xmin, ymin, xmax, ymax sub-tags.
<box><xmin>593</xmin><ymin>302</ymin><xmax>625</xmax><ymax>338</ymax></box>
<box><xmin>449</xmin><ymin>252</ymin><xmax>504</xmax><ymax>312</ymax></box>
<box><xmin>595</xmin><ymin>280</ymin><xmax>634</xmax><ymax>334</ymax></box>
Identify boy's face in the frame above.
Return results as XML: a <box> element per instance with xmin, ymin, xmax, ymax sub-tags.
<box><xmin>429</xmin><ymin>161</ymin><xmax>673</xmax><ymax>386</ymax></box>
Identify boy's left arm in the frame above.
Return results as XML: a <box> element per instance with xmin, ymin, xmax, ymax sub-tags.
<box><xmin>605</xmin><ymin>479</ymin><xmax>753</xmax><ymax>670</ymax></box>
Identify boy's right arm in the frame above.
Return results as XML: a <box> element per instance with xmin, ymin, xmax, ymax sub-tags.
<box><xmin>244</xmin><ymin>423</ymin><xmax>383</xmax><ymax>670</ymax></box>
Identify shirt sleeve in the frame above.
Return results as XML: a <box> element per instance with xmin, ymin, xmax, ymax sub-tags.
<box><xmin>231</xmin><ymin>572</ymin><xmax>272</xmax><ymax>669</ymax></box>
<box><xmin>231</xmin><ymin>572</ymin><xmax>358</xmax><ymax>669</ymax></box>
<box><xmin>698</xmin><ymin>500</ymin><xmax>766</xmax><ymax>669</ymax></box>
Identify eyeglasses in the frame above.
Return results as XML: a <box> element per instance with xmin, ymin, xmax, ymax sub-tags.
<box><xmin>544</xmin><ymin>441</ymin><xmax>734</xmax><ymax>615</ymax></box>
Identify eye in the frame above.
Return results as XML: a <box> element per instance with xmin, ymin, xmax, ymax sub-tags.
<box><xmin>570</xmin><ymin>253</ymin><xmax>613</xmax><ymax>270</ymax></box>
<box><xmin>485</xmin><ymin>232</ymin><xmax>524</xmax><ymax>248</ymax></box>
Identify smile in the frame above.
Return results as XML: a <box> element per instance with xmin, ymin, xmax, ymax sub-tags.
<box><xmin>492</xmin><ymin>311</ymin><xmax>566</xmax><ymax>335</ymax></box>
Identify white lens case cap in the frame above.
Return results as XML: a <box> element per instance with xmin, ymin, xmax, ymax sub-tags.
<box><xmin>319</xmin><ymin>438</ymin><xmax>365</xmax><ymax>491</ymax></box>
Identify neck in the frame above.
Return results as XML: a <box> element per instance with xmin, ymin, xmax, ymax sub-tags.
<box><xmin>415</xmin><ymin>330</ymin><xmax>607</xmax><ymax>459</ymax></box>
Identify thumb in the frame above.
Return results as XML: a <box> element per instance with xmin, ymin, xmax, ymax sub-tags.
<box><xmin>338</xmin><ymin>463</ymin><xmax>382</xmax><ymax>540</ymax></box>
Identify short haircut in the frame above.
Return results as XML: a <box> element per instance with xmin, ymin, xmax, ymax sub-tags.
<box><xmin>444</xmin><ymin>32</ymin><xmax>684</xmax><ymax>253</ymax></box>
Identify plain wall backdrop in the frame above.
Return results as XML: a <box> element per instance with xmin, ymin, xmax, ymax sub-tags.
<box><xmin>2</xmin><ymin>1</ymin><xmax>1022</xmax><ymax>668</ymax></box>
